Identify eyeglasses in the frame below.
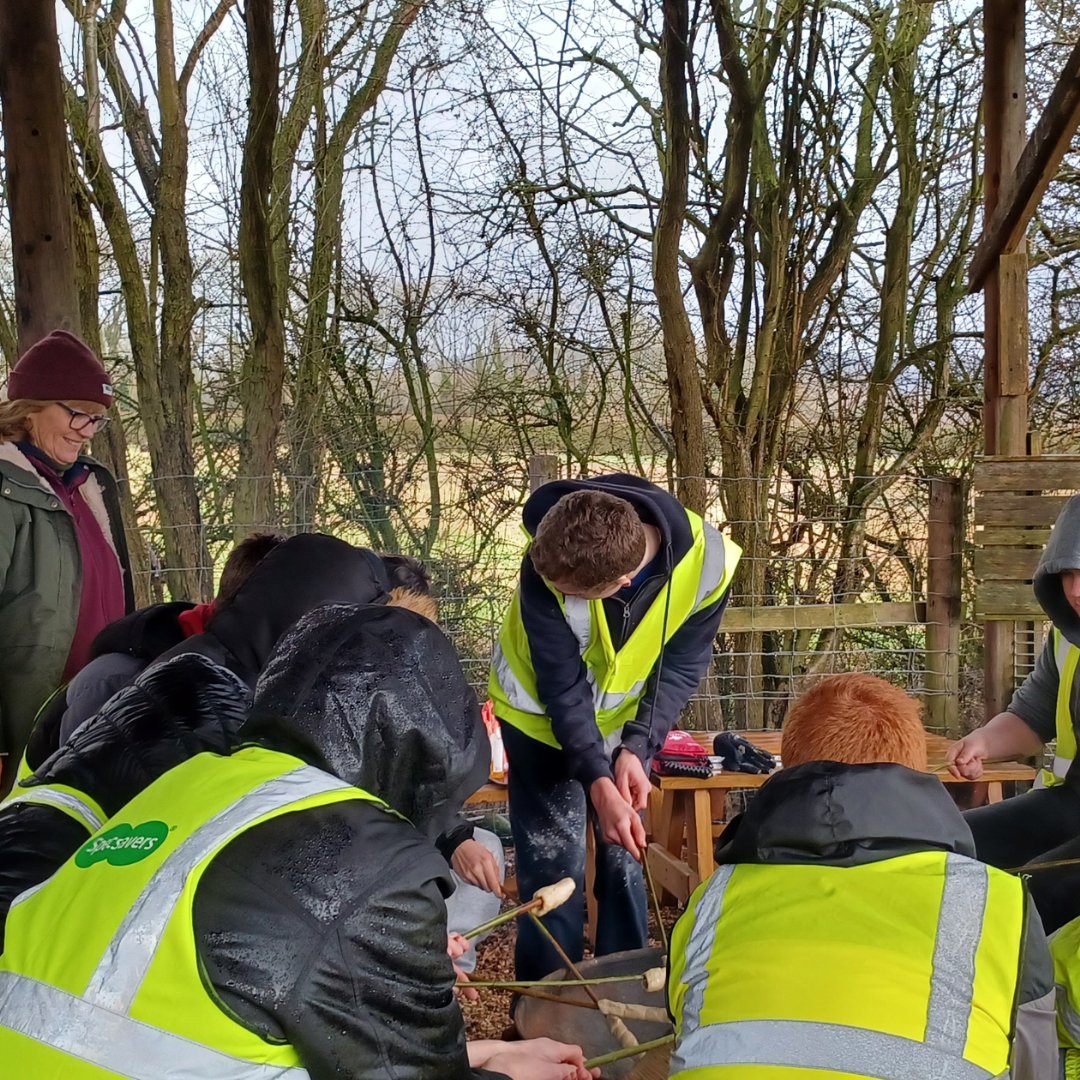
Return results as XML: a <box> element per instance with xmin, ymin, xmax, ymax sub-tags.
<box><xmin>57</xmin><ymin>403</ymin><xmax>111</xmax><ymax>433</ymax></box>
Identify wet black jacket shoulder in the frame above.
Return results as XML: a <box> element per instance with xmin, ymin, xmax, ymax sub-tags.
<box><xmin>193</xmin><ymin>603</ymin><xmax>502</xmax><ymax>1079</ymax></box>
<box><xmin>515</xmin><ymin>473</ymin><xmax>731</xmax><ymax>785</ymax></box>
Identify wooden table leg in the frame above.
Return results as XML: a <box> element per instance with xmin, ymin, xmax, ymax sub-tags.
<box><xmin>687</xmin><ymin>789</ymin><xmax>715</xmax><ymax>881</ymax></box>
<box><xmin>653</xmin><ymin>791</ymin><xmax>688</xmax><ymax>904</ymax></box>
<box><xmin>646</xmin><ymin>786</ymin><xmax>664</xmax><ymax>840</ymax></box>
<box><xmin>988</xmin><ymin>781</ymin><xmax>1004</xmax><ymax>804</ymax></box>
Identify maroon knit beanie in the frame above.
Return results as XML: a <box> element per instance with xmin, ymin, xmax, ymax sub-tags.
<box><xmin>7</xmin><ymin>330</ymin><xmax>114</xmax><ymax>407</ymax></box>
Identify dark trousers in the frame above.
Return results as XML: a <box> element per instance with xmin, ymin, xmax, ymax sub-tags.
<box><xmin>965</xmin><ymin>783</ymin><xmax>1080</xmax><ymax>933</ymax></box>
<box><xmin>501</xmin><ymin>721</ymin><xmax>648</xmax><ymax>981</ymax></box>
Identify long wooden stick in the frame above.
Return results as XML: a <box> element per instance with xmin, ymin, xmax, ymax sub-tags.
<box><xmin>458</xmin><ymin>973</ymin><xmax>657</xmax><ymax>989</ymax></box>
<box><xmin>929</xmin><ymin>756</ymin><xmax>1023</xmax><ymax>775</ymax></box>
<box><xmin>1008</xmin><ymin>855</ymin><xmax>1080</xmax><ymax>873</ymax></box>
<box><xmin>528</xmin><ymin>913</ymin><xmax>639</xmax><ymax>1049</ymax></box>
<box><xmin>510</xmin><ymin>987</ymin><xmax>668</xmax><ymax>1022</ymax></box>
<box><xmin>642</xmin><ymin>853</ymin><xmax>668</xmax><ymax>954</ymax></box>
<box><xmin>584</xmin><ymin>1034</ymin><xmax>674</xmax><ymax>1070</ymax></box>
<box><xmin>512</xmin><ymin>986</ymin><xmax>599</xmax><ymax>1010</ymax></box>
<box><xmin>527</xmin><ymin>913</ymin><xmax>603</xmax><ymax>1008</ymax></box>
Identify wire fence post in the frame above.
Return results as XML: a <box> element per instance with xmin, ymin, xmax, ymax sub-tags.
<box><xmin>926</xmin><ymin>478</ymin><xmax>963</xmax><ymax>736</ymax></box>
<box><xmin>528</xmin><ymin>454</ymin><xmax>559</xmax><ymax>493</ymax></box>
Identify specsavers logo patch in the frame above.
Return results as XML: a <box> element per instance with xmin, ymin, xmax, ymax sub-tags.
<box><xmin>75</xmin><ymin>821</ymin><xmax>170</xmax><ymax>868</ymax></box>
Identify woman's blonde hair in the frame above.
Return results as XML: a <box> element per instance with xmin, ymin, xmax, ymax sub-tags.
<box><xmin>0</xmin><ymin>398</ymin><xmax>57</xmax><ymax>442</ymax></box>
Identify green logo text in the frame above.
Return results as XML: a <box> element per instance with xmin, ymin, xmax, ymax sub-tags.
<box><xmin>75</xmin><ymin>821</ymin><xmax>170</xmax><ymax>868</ymax></box>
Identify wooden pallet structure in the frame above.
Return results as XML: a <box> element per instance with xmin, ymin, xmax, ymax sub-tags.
<box><xmin>973</xmin><ymin>456</ymin><xmax>1080</xmax><ymax>621</ymax></box>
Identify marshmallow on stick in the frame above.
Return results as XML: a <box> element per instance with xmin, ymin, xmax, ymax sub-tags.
<box><xmin>462</xmin><ymin>877</ymin><xmax>577</xmax><ymax>940</ymax></box>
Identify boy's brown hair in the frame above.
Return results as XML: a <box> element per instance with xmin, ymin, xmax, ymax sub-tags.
<box><xmin>216</xmin><ymin>531</ymin><xmax>286</xmax><ymax>606</ymax></box>
<box><xmin>782</xmin><ymin>673</ymin><xmax>927</xmax><ymax>772</ymax></box>
<box><xmin>529</xmin><ymin>491</ymin><xmax>646</xmax><ymax>592</ymax></box>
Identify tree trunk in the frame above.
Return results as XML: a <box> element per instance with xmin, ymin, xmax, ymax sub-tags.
<box><xmin>653</xmin><ymin>0</ymin><xmax>707</xmax><ymax>512</ymax></box>
<box><xmin>72</xmin><ymin>184</ymin><xmax>152</xmax><ymax>607</ymax></box>
<box><xmin>288</xmin><ymin>0</ymin><xmax>425</xmax><ymax>527</ymax></box>
<box><xmin>234</xmin><ymin>0</ymin><xmax>285</xmax><ymax>541</ymax></box>
<box><xmin>149</xmin><ymin>0</ymin><xmax>212</xmax><ymax>599</ymax></box>
<box><xmin>0</xmin><ymin>0</ymin><xmax>80</xmax><ymax>352</ymax></box>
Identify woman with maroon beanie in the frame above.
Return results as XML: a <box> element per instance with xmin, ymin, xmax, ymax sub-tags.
<box><xmin>0</xmin><ymin>330</ymin><xmax>133</xmax><ymax>794</ymax></box>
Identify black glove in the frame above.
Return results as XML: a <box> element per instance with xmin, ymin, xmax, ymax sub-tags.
<box><xmin>713</xmin><ymin>732</ymin><xmax>775</xmax><ymax>774</ymax></box>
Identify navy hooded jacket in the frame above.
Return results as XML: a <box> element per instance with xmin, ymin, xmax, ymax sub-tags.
<box><xmin>514</xmin><ymin>473</ymin><xmax>731</xmax><ymax>786</ymax></box>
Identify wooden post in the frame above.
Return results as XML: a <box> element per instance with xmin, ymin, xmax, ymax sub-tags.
<box><xmin>982</xmin><ymin>0</ymin><xmax>1028</xmax><ymax>719</ymax></box>
<box><xmin>0</xmin><ymin>0</ymin><xmax>81</xmax><ymax>353</ymax></box>
<box><xmin>926</xmin><ymin>480</ymin><xmax>963</xmax><ymax>736</ymax></box>
<box><xmin>528</xmin><ymin>454</ymin><xmax>559</xmax><ymax>493</ymax></box>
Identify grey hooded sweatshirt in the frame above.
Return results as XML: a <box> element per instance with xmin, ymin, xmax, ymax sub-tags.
<box><xmin>1009</xmin><ymin>494</ymin><xmax>1080</xmax><ymax>741</ymax></box>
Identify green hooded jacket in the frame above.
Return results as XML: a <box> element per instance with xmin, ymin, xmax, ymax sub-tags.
<box><xmin>0</xmin><ymin>442</ymin><xmax>133</xmax><ymax>764</ymax></box>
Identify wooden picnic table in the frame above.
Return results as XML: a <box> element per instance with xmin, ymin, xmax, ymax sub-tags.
<box><xmin>647</xmin><ymin>730</ymin><xmax>1038</xmax><ymax>903</ymax></box>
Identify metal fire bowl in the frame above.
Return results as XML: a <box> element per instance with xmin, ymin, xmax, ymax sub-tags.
<box><xmin>514</xmin><ymin>947</ymin><xmax>672</xmax><ymax>1079</ymax></box>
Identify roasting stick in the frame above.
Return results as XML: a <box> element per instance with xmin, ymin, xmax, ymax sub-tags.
<box><xmin>528</xmin><ymin>912</ymin><xmax>639</xmax><ymax>1049</ymax></box>
<box><xmin>642</xmin><ymin>853</ymin><xmax>668</xmax><ymax>954</ymax></box>
<box><xmin>1007</xmin><ymin>856</ymin><xmax>1080</xmax><ymax>873</ymax></box>
<box><xmin>457</xmin><ymin>970</ymin><xmax>667</xmax><ymax>991</ymax></box>
<box><xmin>929</xmin><ymin>756</ymin><xmax>1020</xmax><ymax>775</ymax></box>
<box><xmin>511</xmin><ymin>987</ymin><xmax>668</xmax><ymax>1023</ymax></box>
<box><xmin>584</xmin><ymin>1034</ymin><xmax>675</xmax><ymax>1071</ymax></box>
<box><xmin>462</xmin><ymin>877</ymin><xmax>577</xmax><ymax>940</ymax></box>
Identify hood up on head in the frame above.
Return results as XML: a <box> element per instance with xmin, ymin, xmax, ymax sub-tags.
<box><xmin>1034</xmin><ymin>494</ymin><xmax>1080</xmax><ymax>647</ymax></box>
<box><xmin>154</xmin><ymin>533</ymin><xmax>391</xmax><ymax>685</ymax></box>
<box><xmin>24</xmin><ymin>654</ymin><xmax>251</xmax><ymax>817</ymax></box>
<box><xmin>241</xmin><ymin>603</ymin><xmax>488</xmax><ymax>839</ymax></box>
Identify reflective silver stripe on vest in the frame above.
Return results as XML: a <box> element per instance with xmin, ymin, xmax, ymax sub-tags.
<box><xmin>671</xmin><ymin>865</ymin><xmax>736</xmax><ymax>1057</ymax></box>
<box><xmin>564</xmin><ymin>597</ymin><xmax>591</xmax><ymax>652</ymax></box>
<box><xmin>4</xmin><ymin>787</ymin><xmax>103</xmax><ymax>833</ymax></box>
<box><xmin>596</xmin><ymin>679</ymin><xmax>647</xmax><ymax>713</ymax></box>
<box><xmin>925</xmin><ymin>854</ymin><xmax>988</xmax><ymax>1055</ymax></box>
<box><xmin>84</xmin><ymin>765</ymin><xmax>351</xmax><ymax>1013</ymax></box>
<box><xmin>673</xmin><ymin>1019</ymin><xmax>995</xmax><ymax>1080</ymax></box>
<box><xmin>492</xmin><ymin>641</ymin><xmax>544</xmax><ymax>715</ymax></box>
<box><xmin>672</xmin><ymin>855</ymin><xmax>997</xmax><ymax>1078</ymax></box>
<box><xmin>695</xmin><ymin>523</ymin><xmax>727</xmax><ymax>609</ymax></box>
<box><xmin>0</xmin><ymin>970</ymin><xmax>309</xmax><ymax>1079</ymax></box>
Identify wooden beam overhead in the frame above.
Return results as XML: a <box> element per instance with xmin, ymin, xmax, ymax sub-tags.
<box><xmin>969</xmin><ymin>34</ymin><xmax>1080</xmax><ymax>292</ymax></box>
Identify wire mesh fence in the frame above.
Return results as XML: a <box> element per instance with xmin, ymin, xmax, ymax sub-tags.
<box><xmin>119</xmin><ymin>459</ymin><xmax>1005</xmax><ymax>736</ymax></box>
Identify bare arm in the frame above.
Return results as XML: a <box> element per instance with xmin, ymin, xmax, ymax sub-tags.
<box><xmin>946</xmin><ymin>711</ymin><xmax>1045</xmax><ymax>780</ymax></box>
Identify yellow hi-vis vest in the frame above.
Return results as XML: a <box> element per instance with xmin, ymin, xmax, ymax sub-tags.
<box><xmin>489</xmin><ymin>509</ymin><xmax>741</xmax><ymax>747</ymax></box>
<box><xmin>0</xmin><ymin>745</ymin><xmax>389</xmax><ymax>1079</ymax></box>
<box><xmin>1037</xmin><ymin>627</ymin><xmax>1080</xmax><ymax>788</ymax></box>
<box><xmin>668</xmin><ymin>852</ymin><xmax>1026</xmax><ymax>1079</ymax></box>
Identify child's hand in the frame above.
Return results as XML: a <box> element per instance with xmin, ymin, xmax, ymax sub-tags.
<box><xmin>451</xmin><ymin>839</ymin><xmax>504</xmax><ymax>895</ymax></box>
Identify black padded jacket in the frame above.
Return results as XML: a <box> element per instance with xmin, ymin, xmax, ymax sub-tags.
<box><xmin>191</xmin><ymin>603</ymin><xmax>505</xmax><ymax>1080</ymax></box>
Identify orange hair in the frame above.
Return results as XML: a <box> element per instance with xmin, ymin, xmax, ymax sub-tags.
<box><xmin>388</xmin><ymin>586</ymin><xmax>438</xmax><ymax>622</ymax></box>
<box><xmin>782</xmin><ymin>674</ymin><xmax>927</xmax><ymax>771</ymax></box>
